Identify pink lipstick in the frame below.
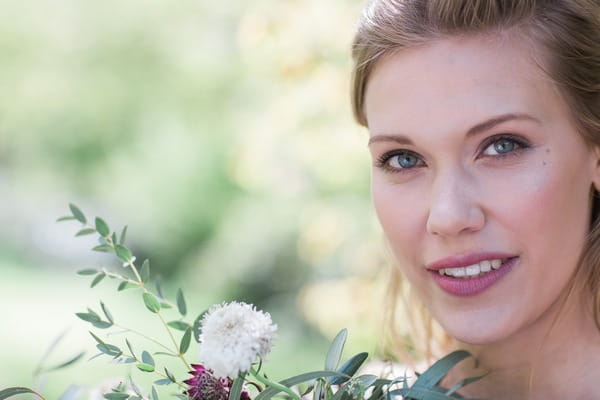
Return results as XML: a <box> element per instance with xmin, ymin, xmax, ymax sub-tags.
<box><xmin>427</xmin><ymin>252</ymin><xmax>517</xmax><ymax>296</ymax></box>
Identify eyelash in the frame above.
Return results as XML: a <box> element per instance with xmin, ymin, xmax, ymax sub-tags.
<box><xmin>375</xmin><ymin>134</ymin><xmax>531</xmax><ymax>174</ymax></box>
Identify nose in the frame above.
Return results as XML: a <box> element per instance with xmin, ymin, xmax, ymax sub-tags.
<box><xmin>426</xmin><ymin>172</ymin><xmax>485</xmax><ymax>237</ymax></box>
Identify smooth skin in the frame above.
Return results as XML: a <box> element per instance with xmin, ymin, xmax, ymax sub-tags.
<box><xmin>365</xmin><ymin>33</ymin><xmax>600</xmax><ymax>399</ymax></box>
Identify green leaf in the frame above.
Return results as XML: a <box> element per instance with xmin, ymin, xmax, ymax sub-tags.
<box><xmin>89</xmin><ymin>331</ymin><xmax>106</xmax><ymax>345</ymax></box>
<box><xmin>95</xmin><ymin>217</ymin><xmax>110</xmax><ymax>237</ymax></box>
<box><xmin>151</xmin><ymin>386</ymin><xmax>159</xmax><ymax>400</ymax></box>
<box><xmin>57</xmin><ymin>216</ymin><xmax>76</xmax><ymax>222</ymax></box>
<box><xmin>140</xmin><ymin>259</ymin><xmax>150</xmax><ymax>284</ymax></box>
<box><xmin>97</xmin><ymin>343</ymin><xmax>122</xmax><ymax>357</ymax></box>
<box><xmin>118</xmin><ymin>281</ymin><xmax>138</xmax><ymax>291</ymax></box>
<box><xmin>103</xmin><ymin>393</ymin><xmax>129</xmax><ymax>400</ymax></box>
<box><xmin>100</xmin><ymin>301</ymin><xmax>114</xmax><ymax>324</ymax></box>
<box><xmin>412</xmin><ymin>350</ymin><xmax>472</xmax><ymax>390</ymax></box>
<box><xmin>76</xmin><ymin>312</ymin><xmax>101</xmax><ymax>324</ymax></box>
<box><xmin>193</xmin><ymin>310</ymin><xmax>208</xmax><ymax>343</ymax></box>
<box><xmin>143</xmin><ymin>292</ymin><xmax>161</xmax><ymax>313</ymax></box>
<box><xmin>325</xmin><ymin>328</ymin><xmax>347</xmax><ymax>371</ymax></box>
<box><xmin>76</xmin><ymin>228</ymin><xmax>96</xmax><ymax>237</ymax></box>
<box><xmin>154</xmin><ymin>379</ymin><xmax>171</xmax><ymax>386</ymax></box>
<box><xmin>229</xmin><ymin>374</ymin><xmax>246</xmax><ymax>400</ymax></box>
<box><xmin>445</xmin><ymin>373</ymin><xmax>488</xmax><ymax>396</ymax></box>
<box><xmin>329</xmin><ymin>352</ymin><xmax>369</xmax><ymax>385</ymax></box>
<box><xmin>126</xmin><ymin>339</ymin><xmax>137</xmax><ymax>360</ymax></box>
<box><xmin>91</xmin><ymin>273</ymin><xmax>106</xmax><ymax>288</ymax></box>
<box><xmin>142</xmin><ymin>350</ymin><xmax>155</xmax><ymax>367</ymax></box>
<box><xmin>93</xmin><ymin>244</ymin><xmax>113</xmax><ymax>253</ymax></box>
<box><xmin>165</xmin><ymin>368</ymin><xmax>176</xmax><ymax>382</ymax></box>
<box><xmin>69</xmin><ymin>203</ymin><xmax>87</xmax><ymax>224</ymax></box>
<box><xmin>0</xmin><ymin>387</ymin><xmax>44</xmax><ymax>400</ymax></box>
<box><xmin>167</xmin><ymin>321</ymin><xmax>191</xmax><ymax>331</ymax></box>
<box><xmin>119</xmin><ymin>225</ymin><xmax>128</xmax><ymax>245</ymax></box>
<box><xmin>136</xmin><ymin>363</ymin><xmax>155</xmax><ymax>373</ymax></box>
<box><xmin>180</xmin><ymin>328</ymin><xmax>192</xmax><ymax>354</ymax></box>
<box><xmin>254</xmin><ymin>371</ymin><xmax>345</xmax><ymax>400</ymax></box>
<box><xmin>92</xmin><ymin>321</ymin><xmax>112</xmax><ymax>329</ymax></box>
<box><xmin>160</xmin><ymin>302</ymin><xmax>172</xmax><ymax>309</ymax></box>
<box><xmin>77</xmin><ymin>269</ymin><xmax>98</xmax><ymax>276</ymax></box>
<box><xmin>155</xmin><ymin>278</ymin><xmax>165</xmax><ymax>299</ymax></box>
<box><xmin>42</xmin><ymin>352</ymin><xmax>85</xmax><ymax>372</ymax></box>
<box><xmin>115</xmin><ymin>245</ymin><xmax>133</xmax><ymax>263</ymax></box>
<box><xmin>176</xmin><ymin>289</ymin><xmax>187</xmax><ymax>316</ymax></box>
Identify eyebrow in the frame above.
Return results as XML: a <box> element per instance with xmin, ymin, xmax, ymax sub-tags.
<box><xmin>368</xmin><ymin>113</ymin><xmax>541</xmax><ymax>146</ymax></box>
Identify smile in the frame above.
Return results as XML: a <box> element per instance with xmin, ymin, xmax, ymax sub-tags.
<box><xmin>437</xmin><ymin>258</ymin><xmax>504</xmax><ymax>278</ymax></box>
<box><xmin>427</xmin><ymin>254</ymin><xmax>518</xmax><ymax>296</ymax></box>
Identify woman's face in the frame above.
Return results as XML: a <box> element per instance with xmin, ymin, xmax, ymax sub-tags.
<box><xmin>365</xmin><ymin>35</ymin><xmax>600</xmax><ymax>344</ymax></box>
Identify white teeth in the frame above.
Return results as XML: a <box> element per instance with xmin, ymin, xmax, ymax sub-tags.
<box><xmin>439</xmin><ymin>258</ymin><xmax>504</xmax><ymax>278</ymax></box>
<box><xmin>465</xmin><ymin>264</ymin><xmax>480</xmax><ymax>276</ymax></box>
<box><xmin>480</xmin><ymin>260</ymin><xmax>491</xmax><ymax>272</ymax></box>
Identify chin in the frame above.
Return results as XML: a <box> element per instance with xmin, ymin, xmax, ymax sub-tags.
<box><xmin>434</xmin><ymin>311</ymin><xmax>518</xmax><ymax>346</ymax></box>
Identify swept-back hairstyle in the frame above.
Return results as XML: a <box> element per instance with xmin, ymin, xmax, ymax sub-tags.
<box><xmin>351</xmin><ymin>0</ymin><xmax>600</xmax><ymax>361</ymax></box>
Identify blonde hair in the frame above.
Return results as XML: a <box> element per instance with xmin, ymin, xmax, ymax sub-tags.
<box><xmin>351</xmin><ymin>0</ymin><xmax>600</xmax><ymax>361</ymax></box>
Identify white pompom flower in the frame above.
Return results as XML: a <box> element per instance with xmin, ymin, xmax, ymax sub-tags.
<box><xmin>198</xmin><ymin>301</ymin><xmax>278</xmax><ymax>379</ymax></box>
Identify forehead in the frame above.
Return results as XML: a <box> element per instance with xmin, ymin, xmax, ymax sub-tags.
<box><xmin>364</xmin><ymin>34</ymin><xmax>566</xmax><ymax>137</ymax></box>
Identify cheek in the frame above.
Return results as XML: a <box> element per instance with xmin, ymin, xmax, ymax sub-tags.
<box><xmin>371</xmin><ymin>175</ymin><xmax>427</xmax><ymax>264</ymax></box>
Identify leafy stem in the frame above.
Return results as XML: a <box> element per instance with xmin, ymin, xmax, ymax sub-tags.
<box><xmin>156</xmin><ymin>311</ymin><xmax>192</xmax><ymax>371</ymax></box>
<box><xmin>249</xmin><ymin>367</ymin><xmax>302</xmax><ymax>400</ymax></box>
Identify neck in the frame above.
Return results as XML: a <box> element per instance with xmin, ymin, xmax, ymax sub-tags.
<box><xmin>448</xmin><ymin>288</ymin><xmax>600</xmax><ymax>400</ymax></box>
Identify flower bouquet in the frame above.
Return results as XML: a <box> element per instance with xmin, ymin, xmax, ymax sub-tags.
<box><xmin>0</xmin><ymin>204</ymin><xmax>484</xmax><ymax>400</ymax></box>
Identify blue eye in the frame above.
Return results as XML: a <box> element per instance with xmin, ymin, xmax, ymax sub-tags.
<box><xmin>377</xmin><ymin>150</ymin><xmax>424</xmax><ymax>172</ymax></box>
<box><xmin>482</xmin><ymin>137</ymin><xmax>523</xmax><ymax>156</ymax></box>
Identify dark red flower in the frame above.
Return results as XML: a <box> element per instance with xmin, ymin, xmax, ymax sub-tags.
<box><xmin>184</xmin><ymin>364</ymin><xmax>251</xmax><ymax>400</ymax></box>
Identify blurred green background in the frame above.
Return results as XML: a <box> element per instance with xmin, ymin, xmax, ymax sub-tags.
<box><xmin>0</xmin><ymin>0</ymin><xmax>392</xmax><ymax>398</ymax></box>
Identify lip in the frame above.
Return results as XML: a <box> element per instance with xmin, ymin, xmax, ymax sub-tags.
<box><xmin>426</xmin><ymin>251</ymin><xmax>517</xmax><ymax>271</ymax></box>
<box><xmin>426</xmin><ymin>252</ymin><xmax>519</xmax><ymax>297</ymax></box>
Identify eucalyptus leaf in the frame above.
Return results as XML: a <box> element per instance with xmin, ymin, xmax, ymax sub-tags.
<box><xmin>0</xmin><ymin>387</ymin><xmax>44</xmax><ymax>400</ymax></box>
<box><xmin>412</xmin><ymin>350</ymin><xmax>471</xmax><ymax>390</ymax></box>
<box><xmin>89</xmin><ymin>331</ymin><xmax>106</xmax><ymax>345</ymax></box>
<box><xmin>165</xmin><ymin>368</ymin><xmax>176</xmax><ymax>382</ymax></box>
<box><xmin>103</xmin><ymin>393</ymin><xmax>129</xmax><ymax>400</ymax></box>
<box><xmin>93</xmin><ymin>244</ymin><xmax>114</xmax><ymax>253</ymax></box>
<box><xmin>69</xmin><ymin>203</ymin><xmax>87</xmax><ymax>224</ymax></box>
<box><xmin>119</xmin><ymin>225</ymin><xmax>128</xmax><ymax>245</ymax></box>
<box><xmin>136</xmin><ymin>363</ymin><xmax>155</xmax><ymax>373</ymax></box>
<box><xmin>445</xmin><ymin>374</ymin><xmax>488</xmax><ymax>396</ymax></box>
<box><xmin>76</xmin><ymin>228</ymin><xmax>96</xmax><ymax>237</ymax></box>
<box><xmin>97</xmin><ymin>343</ymin><xmax>122</xmax><ymax>357</ymax></box>
<box><xmin>115</xmin><ymin>245</ymin><xmax>133</xmax><ymax>263</ymax></box>
<box><xmin>143</xmin><ymin>292</ymin><xmax>161</xmax><ymax>313</ymax></box>
<box><xmin>92</xmin><ymin>321</ymin><xmax>113</xmax><ymax>329</ymax></box>
<box><xmin>76</xmin><ymin>312</ymin><xmax>101</xmax><ymax>324</ymax></box>
<box><xmin>325</xmin><ymin>328</ymin><xmax>348</xmax><ymax>371</ymax></box>
<box><xmin>91</xmin><ymin>273</ymin><xmax>106</xmax><ymax>288</ymax></box>
<box><xmin>254</xmin><ymin>371</ymin><xmax>345</xmax><ymax>400</ymax></box>
<box><xmin>95</xmin><ymin>217</ymin><xmax>110</xmax><ymax>237</ymax></box>
<box><xmin>77</xmin><ymin>269</ymin><xmax>98</xmax><ymax>276</ymax></box>
<box><xmin>151</xmin><ymin>386</ymin><xmax>159</xmax><ymax>400</ymax></box>
<box><xmin>118</xmin><ymin>281</ymin><xmax>138</xmax><ymax>291</ymax></box>
<box><xmin>180</xmin><ymin>328</ymin><xmax>192</xmax><ymax>354</ymax></box>
<box><xmin>140</xmin><ymin>260</ymin><xmax>150</xmax><ymax>283</ymax></box>
<box><xmin>126</xmin><ymin>338</ymin><xmax>137</xmax><ymax>360</ymax></box>
<box><xmin>176</xmin><ymin>289</ymin><xmax>187</xmax><ymax>316</ymax></box>
<box><xmin>167</xmin><ymin>321</ymin><xmax>190</xmax><ymax>331</ymax></box>
<box><xmin>393</xmin><ymin>386</ymin><xmax>457</xmax><ymax>400</ymax></box>
<box><xmin>57</xmin><ymin>216</ymin><xmax>76</xmax><ymax>222</ymax></box>
<box><xmin>193</xmin><ymin>310</ymin><xmax>208</xmax><ymax>343</ymax></box>
<box><xmin>142</xmin><ymin>351</ymin><xmax>155</xmax><ymax>367</ymax></box>
<box><xmin>329</xmin><ymin>352</ymin><xmax>369</xmax><ymax>385</ymax></box>
<box><xmin>154</xmin><ymin>379</ymin><xmax>171</xmax><ymax>386</ymax></box>
<box><xmin>100</xmin><ymin>301</ymin><xmax>114</xmax><ymax>324</ymax></box>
